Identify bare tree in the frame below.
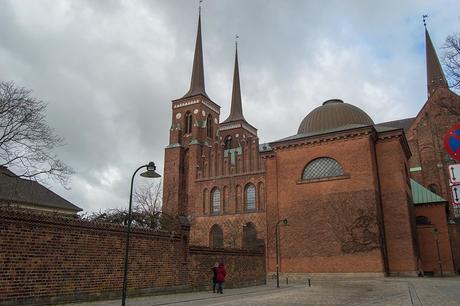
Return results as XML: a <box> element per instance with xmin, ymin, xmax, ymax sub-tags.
<box><xmin>0</xmin><ymin>81</ymin><xmax>73</xmax><ymax>187</ymax></box>
<box><xmin>443</xmin><ymin>33</ymin><xmax>460</xmax><ymax>90</ymax></box>
<box><xmin>133</xmin><ymin>181</ymin><xmax>162</xmax><ymax>213</ymax></box>
<box><xmin>83</xmin><ymin>181</ymin><xmax>178</xmax><ymax>231</ymax></box>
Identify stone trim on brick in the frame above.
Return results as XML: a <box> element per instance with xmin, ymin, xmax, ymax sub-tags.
<box><xmin>297</xmin><ymin>174</ymin><xmax>351</xmax><ymax>184</ymax></box>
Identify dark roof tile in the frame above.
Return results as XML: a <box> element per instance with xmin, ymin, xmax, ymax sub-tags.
<box><xmin>0</xmin><ymin>167</ymin><xmax>82</xmax><ymax>212</ymax></box>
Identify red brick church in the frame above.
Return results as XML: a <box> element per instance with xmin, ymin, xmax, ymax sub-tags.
<box><xmin>163</xmin><ymin>12</ymin><xmax>460</xmax><ymax>277</ymax></box>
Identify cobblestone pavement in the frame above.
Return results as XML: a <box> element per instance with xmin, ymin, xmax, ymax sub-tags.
<box><xmin>67</xmin><ymin>277</ymin><xmax>460</xmax><ymax>306</ymax></box>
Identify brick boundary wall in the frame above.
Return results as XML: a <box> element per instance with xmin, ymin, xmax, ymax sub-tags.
<box><xmin>0</xmin><ymin>208</ymin><xmax>189</xmax><ymax>305</ymax></box>
<box><xmin>188</xmin><ymin>246</ymin><xmax>266</xmax><ymax>290</ymax></box>
<box><xmin>0</xmin><ymin>209</ymin><xmax>265</xmax><ymax>305</ymax></box>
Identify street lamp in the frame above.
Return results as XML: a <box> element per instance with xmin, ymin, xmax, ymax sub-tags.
<box><xmin>275</xmin><ymin>218</ymin><xmax>288</xmax><ymax>288</ymax></box>
<box><xmin>122</xmin><ymin>162</ymin><xmax>161</xmax><ymax>306</ymax></box>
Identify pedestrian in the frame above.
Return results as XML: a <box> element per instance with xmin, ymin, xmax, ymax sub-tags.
<box><xmin>212</xmin><ymin>262</ymin><xmax>219</xmax><ymax>293</ymax></box>
<box><xmin>216</xmin><ymin>262</ymin><xmax>226</xmax><ymax>294</ymax></box>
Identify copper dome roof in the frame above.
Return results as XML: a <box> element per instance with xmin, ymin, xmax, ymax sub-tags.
<box><xmin>297</xmin><ymin>99</ymin><xmax>374</xmax><ymax>134</ymax></box>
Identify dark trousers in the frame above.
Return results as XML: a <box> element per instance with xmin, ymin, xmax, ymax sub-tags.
<box><xmin>217</xmin><ymin>281</ymin><xmax>224</xmax><ymax>293</ymax></box>
<box><xmin>212</xmin><ymin>280</ymin><xmax>217</xmax><ymax>292</ymax></box>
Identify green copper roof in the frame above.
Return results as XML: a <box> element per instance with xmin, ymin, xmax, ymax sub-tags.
<box><xmin>410</xmin><ymin>179</ymin><xmax>446</xmax><ymax>205</ymax></box>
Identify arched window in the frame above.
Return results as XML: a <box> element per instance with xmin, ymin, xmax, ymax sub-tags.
<box><xmin>302</xmin><ymin>157</ymin><xmax>344</xmax><ymax>180</ymax></box>
<box><xmin>210</xmin><ymin>224</ymin><xmax>223</xmax><ymax>248</ymax></box>
<box><xmin>245</xmin><ymin>184</ymin><xmax>256</xmax><ymax>211</ymax></box>
<box><xmin>243</xmin><ymin>223</ymin><xmax>258</xmax><ymax>249</ymax></box>
<box><xmin>185</xmin><ymin>111</ymin><xmax>192</xmax><ymax>134</ymax></box>
<box><xmin>416</xmin><ymin>216</ymin><xmax>431</xmax><ymax>225</ymax></box>
<box><xmin>206</xmin><ymin>114</ymin><xmax>213</xmax><ymax>138</ymax></box>
<box><xmin>211</xmin><ymin>188</ymin><xmax>221</xmax><ymax>214</ymax></box>
<box><xmin>224</xmin><ymin>135</ymin><xmax>232</xmax><ymax>150</ymax></box>
<box><xmin>428</xmin><ymin>184</ymin><xmax>438</xmax><ymax>195</ymax></box>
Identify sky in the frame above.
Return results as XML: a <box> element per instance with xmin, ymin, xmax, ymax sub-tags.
<box><xmin>0</xmin><ymin>0</ymin><xmax>458</xmax><ymax>213</ymax></box>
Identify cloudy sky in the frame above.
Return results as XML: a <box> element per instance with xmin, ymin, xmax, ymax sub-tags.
<box><xmin>0</xmin><ymin>0</ymin><xmax>458</xmax><ymax>212</ymax></box>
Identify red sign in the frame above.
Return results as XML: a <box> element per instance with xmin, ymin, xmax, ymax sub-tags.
<box><xmin>444</xmin><ymin>124</ymin><xmax>460</xmax><ymax>161</ymax></box>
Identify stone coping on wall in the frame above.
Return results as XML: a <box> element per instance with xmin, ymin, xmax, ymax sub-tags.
<box><xmin>0</xmin><ymin>207</ymin><xmax>182</xmax><ymax>240</ymax></box>
<box><xmin>189</xmin><ymin>245</ymin><xmax>264</xmax><ymax>256</ymax></box>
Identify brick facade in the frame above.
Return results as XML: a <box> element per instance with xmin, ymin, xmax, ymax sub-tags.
<box><xmin>406</xmin><ymin>87</ymin><xmax>460</xmax><ymax>219</ymax></box>
<box><xmin>0</xmin><ymin>209</ymin><xmax>265</xmax><ymax>306</ymax></box>
<box><xmin>262</xmin><ymin>127</ymin><xmax>417</xmax><ymax>276</ymax></box>
<box><xmin>415</xmin><ymin>204</ymin><xmax>455</xmax><ymax>275</ymax></box>
<box><xmin>161</xmin><ymin>13</ymin><xmax>459</xmax><ymax>279</ymax></box>
<box><xmin>162</xmin><ymin>45</ymin><xmax>421</xmax><ymax>277</ymax></box>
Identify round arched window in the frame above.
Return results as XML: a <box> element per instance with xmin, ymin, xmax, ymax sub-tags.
<box><xmin>302</xmin><ymin>157</ymin><xmax>344</xmax><ymax>180</ymax></box>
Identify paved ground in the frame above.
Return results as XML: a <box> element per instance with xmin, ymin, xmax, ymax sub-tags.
<box><xmin>67</xmin><ymin>277</ymin><xmax>460</xmax><ymax>306</ymax></box>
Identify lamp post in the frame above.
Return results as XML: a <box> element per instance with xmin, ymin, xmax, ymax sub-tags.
<box><xmin>122</xmin><ymin>162</ymin><xmax>161</xmax><ymax>306</ymax></box>
<box><xmin>275</xmin><ymin>218</ymin><xmax>288</xmax><ymax>288</ymax></box>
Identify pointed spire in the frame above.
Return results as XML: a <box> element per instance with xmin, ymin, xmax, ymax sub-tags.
<box><xmin>182</xmin><ymin>8</ymin><xmax>208</xmax><ymax>99</ymax></box>
<box><xmin>223</xmin><ymin>37</ymin><xmax>246</xmax><ymax>123</ymax></box>
<box><xmin>425</xmin><ymin>25</ymin><xmax>448</xmax><ymax>97</ymax></box>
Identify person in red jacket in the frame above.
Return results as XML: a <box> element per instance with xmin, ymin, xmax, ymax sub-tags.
<box><xmin>216</xmin><ymin>262</ymin><xmax>226</xmax><ymax>294</ymax></box>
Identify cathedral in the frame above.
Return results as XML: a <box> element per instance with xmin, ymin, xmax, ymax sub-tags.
<box><xmin>163</xmin><ymin>12</ymin><xmax>460</xmax><ymax>277</ymax></box>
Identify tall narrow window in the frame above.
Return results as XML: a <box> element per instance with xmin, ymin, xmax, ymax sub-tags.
<box><xmin>211</xmin><ymin>188</ymin><xmax>221</xmax><ymax>214</ymax></box>
<box><xmin>185</xmin><ymin>111</ymin><xmax>192</xmax><ymax>134</ymax></box>
<box><xmin>245</xmin><ymin>183</ymin><xmax>256</xmax><ymax>211</ymax></box>
<box><xmin>207</xmin><ymin>114</ymin><xmax>213</xmax><ymax>138</ymax></box>
<box><xmin>243</xmin><ymin>223</ymin><xmax>258</xmax><ymax>249</ymax></box>
<box><xmin>224</xmin><ymin>135</ymin><xmax>232</xmax><ymax>150</ymax></box>
<box><xmin>210</xmin><ymin>224</ymin><xmax>223</xmax><ymax>248</ymax></box>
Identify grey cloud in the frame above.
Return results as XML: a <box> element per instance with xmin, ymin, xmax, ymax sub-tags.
<box><xmin>0</xmin><ymin>0</ymin><xmax>458</xmax><ymax>211</ymax></box>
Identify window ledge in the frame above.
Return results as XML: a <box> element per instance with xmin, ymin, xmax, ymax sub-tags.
<box><xmin>297</xmin><ymin>174</ymin><xmax>350</xmax><ymax>184</ymax></box>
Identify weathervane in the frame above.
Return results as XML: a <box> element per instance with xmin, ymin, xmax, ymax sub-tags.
<box><xmin>422</xmin><ymin>14</ymin><xmax>428</xmax><ymax>28</ymax></box>
<box><xmin>199</xmin><ymin>0</ymin><xmax>203</xmax><ymax>14</ymax></box>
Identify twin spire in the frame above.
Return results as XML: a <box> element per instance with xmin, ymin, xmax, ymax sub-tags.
<box><xmin>223</xmin><ymin>42</ymin><xmax>245</xmax><ymax>123</ymax></box>
<box><xmin>182</xmin><ymin>11</ymin><xmax>208</xmax><ymax>99</ymax></box>
<box><xmin>182</xmin><ymin>10</ymin><xmax>246</xmax><ymax>124</ymax></box>
<box><xmin>424</xmin><ymin>25</ymin><xmax>448</xmax><ymax>97</ymax></box>
<box><xmin>183</xmin><ymin>12</ymin><xmax>449</xmax><ymax>111</ymax></box>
